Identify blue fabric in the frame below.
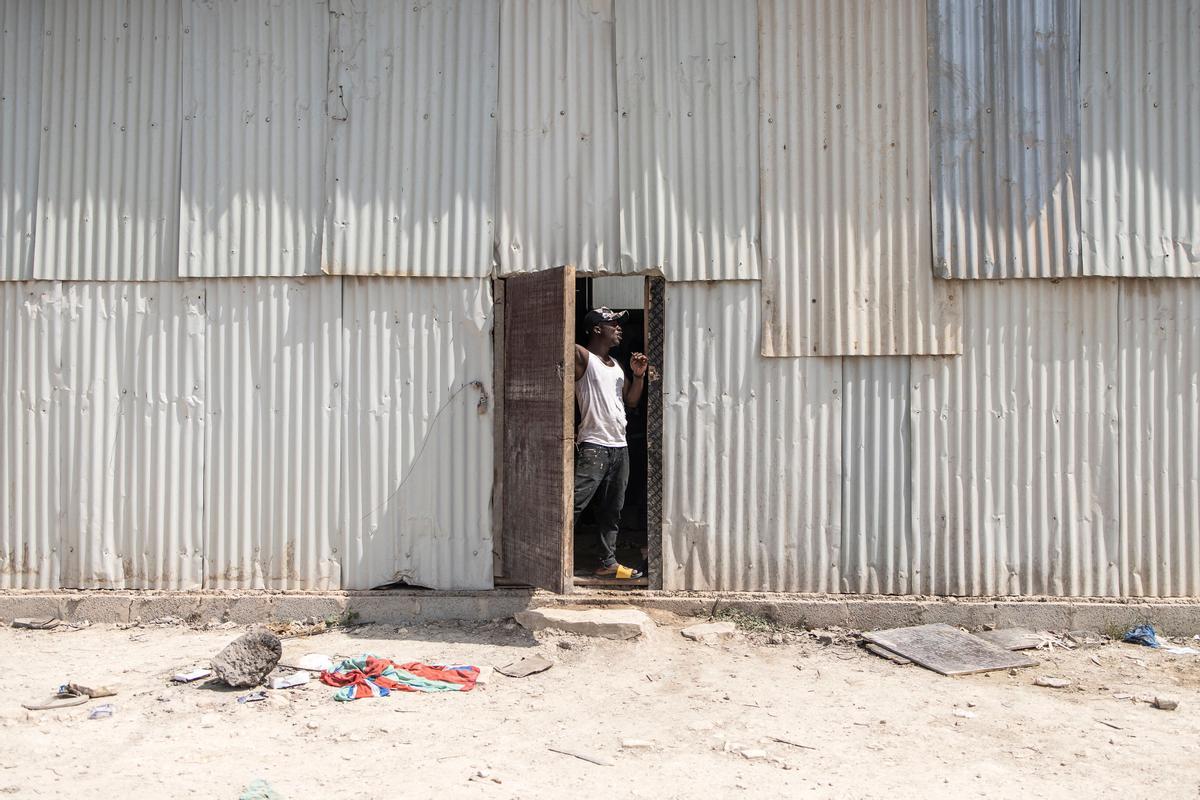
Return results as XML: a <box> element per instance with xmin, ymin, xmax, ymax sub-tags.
<box><xmin>1123</xmin><ymin>624</ymin><xmax>1161</xmax><ymax>648</ymax></box>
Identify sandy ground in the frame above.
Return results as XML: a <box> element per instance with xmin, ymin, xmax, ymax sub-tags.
<box><xmin>1</xmin><ymin>611</ymin><xmax>1198</xmax><ymax>799</ymax></box>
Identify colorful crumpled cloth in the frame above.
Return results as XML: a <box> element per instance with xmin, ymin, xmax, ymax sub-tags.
<box><xmin>319</xmin><ymin>656</ymin><xmax>479</xmax><ymax>701</ymax></box>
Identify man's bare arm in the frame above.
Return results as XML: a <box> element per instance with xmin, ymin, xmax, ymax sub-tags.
<box><xmin>575</xmin><ymin>343</ymin><xmax>590</xmax><ymax>381</ymax></box>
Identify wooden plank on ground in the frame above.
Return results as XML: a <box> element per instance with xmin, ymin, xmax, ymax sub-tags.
<box><xmin>974</xmin><ymin>628</ymin><xmax>1046</xmax><ymax>651</ymax></box>
<box><xmin>862</xmin><ymin>624</ymin><xmax>1036</xmax><ymax>676</ymax></box>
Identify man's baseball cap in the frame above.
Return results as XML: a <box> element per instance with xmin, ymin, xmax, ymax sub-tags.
<box><xmin>583</xmin><ymin>306</ymin><xmax>628</xmax><ymax>328</ymax></box>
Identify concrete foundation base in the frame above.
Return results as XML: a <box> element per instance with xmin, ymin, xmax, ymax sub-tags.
<box><xmin>1</xmin><ymin>590</ymin><xmax>1198</xmax><ymax>635</ymax></box>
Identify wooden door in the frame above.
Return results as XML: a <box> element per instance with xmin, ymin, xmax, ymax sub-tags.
<box><xmin>500</xmin><ymin>266</ymin><xmax>575</xmax><ymax>592</ymax></box>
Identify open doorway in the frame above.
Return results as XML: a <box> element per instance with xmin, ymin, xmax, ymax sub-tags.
<box><xmin>494</xmin><ymin>269</ymin><xmax>663</xmax><ymax>594</ymax></box>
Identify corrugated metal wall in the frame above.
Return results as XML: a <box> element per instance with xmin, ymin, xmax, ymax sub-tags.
<box><xmin>179</xmin><ymin>0</ymin><xmax>328</xmax><ymax>278</ymax></box>
<box><xmin>33</xmin><ymin>0</ymin><xmax>183</xmax><ymax>281</ymax></box>
<box><xmin>758</xmin><ymin>0</ymin><xmax>961</xmax><ymax>356</ymax></box>
<box><xmin>927</xmin><ymin>0</ymin><xmax>1081</xmax><ymax>280</ymax></box>
<box><xmin>1080</xmin><ymin>0</ymin><xmax>1200</xmax><ymax>277</ymax></box>
<box><xmin>322</xmin><ymin>0</ymin><xmax>499</xmax><ymax>277</ymax></box>
<box><xmin>497</xmin><ymin>0</ymin><xmax>619</xmax><ymax>275</ymax></box>
<box><xmin>616</xmin><ymin>0</ymin><xmax>760</xmax><ymax>280</ymax></box>
<box><xmin>342</xmin><ymin>278</ymin><xmax>494</xmax><ymax>590</ymax></box>
<box><xmin>0</xmin><ymin>0</ymin><xmax>43</xmax><ymax>280</ymax></box>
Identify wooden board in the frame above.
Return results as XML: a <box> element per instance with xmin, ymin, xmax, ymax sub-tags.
<box><xmin>500</xmin><ymin>266</ymin><xmax>575</xmax><ymax>593</ymax></box>
<box><xmin>974</xmin><ymin>628</ymin><xmax>1045</xmax><ymax>651</ymax></box>
<box><xmin>862</xmin><ymin>624</ymin><xmax>1036</xmax><ymax>676</ymax></box>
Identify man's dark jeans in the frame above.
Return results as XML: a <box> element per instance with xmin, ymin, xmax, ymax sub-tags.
<box><xmin>573</xmin><ymin>443</ymin><xmax>629</xmax><ymax>568</ymax></box>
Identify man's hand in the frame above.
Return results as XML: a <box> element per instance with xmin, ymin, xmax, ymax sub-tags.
<box><xmin>630</xmin><ymin>353</ymin><xmax>649</xmax><ymax>378</ymax></box>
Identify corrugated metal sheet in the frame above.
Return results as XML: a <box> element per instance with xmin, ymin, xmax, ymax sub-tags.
<box><xmin>33</xmin><ymin>0</ymin><xmax>183</xmax><ymax>281</ymax></box>
<box><xmin>841</xmin><ymin>356</ymin><xmax>912</xmax><ymax>594</ymax></box>
<box><xmin>927</xmin><ymin>0</ymin><xmax>1081</xmax><ymax>279</ymax></box>
<box><xmin>0</xmin><ymin>0</ymin><xmax>43</xmax><ymax>281</ymax></box>
<box><xmin>911</xmin><ymin>279</ymin><xmax>1121</xmax><ymax>596</ymax></box>
<box><xmin>615</xmin><ymin>0</ymin><xmax>759</xmax><ymax>280</ymax></box>
<box><xmin>204</xmin><ymin>278</ymin><xmax>342</xmax><ymax>589</ymax></box>
<box><xmin>323</xmin><ymin>0</ymin><xmax>499</xmax><ymax>277</ymax></box>
<box><xmin>663</xmin><ymin>281</ymin><xmax>841</xmax><ymax>591</ymax></box>
<box><xmin>178</xmin><ymin>0</ymin><xmax>328</xmax><ymax>278</ymax></box>
<box><xmin>1119</xmin><ymin>280</ymin><xmax>1200</xmax><ymax>596</ymax></box>
<box><xmin>59</xmin><ymin>282</ymin><xmax>205</xmax><ymax>589</ymax></box>
<box><xmin>342</xmin><ymin>278</ymin><xmax>493</xmax><ymax>590</ymax></box>
<box><xmin>1081</xmin><ymin>0</ymin><xmax>1200</xmax><ymax>277</ymax></box>
<box><xmin>497</xmin><ymin>0</ymin><xmax>619</xmax><ymax>275</ymax></box>
<box><xmin>0</xmin><ymin>282</ymin><xmax>62</xmax><ymax>589</ymax></box>
<box><xmin>759</xmin><ymin>0</ymin><xmax>961</xmax><ymax>357</ymax></box>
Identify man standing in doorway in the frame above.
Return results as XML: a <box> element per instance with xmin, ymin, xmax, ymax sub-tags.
<box><xmin>574</xmin><ymin>307</ymin><xmax>648</xmax><ymax>580</ymax></box>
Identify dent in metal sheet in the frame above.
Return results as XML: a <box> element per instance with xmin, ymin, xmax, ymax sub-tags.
<box><xmin>910</xmin><ymin>279</ymin><xmax>1120</xmax><ymax>596</ymax></box>
<box><xmin>0</xmin><ymin>0</ymin><xmax>44</xmax><ymax>280</ymax></box>
<box><xmin>179</xmin><ymin>0</ymin><xmax>328</xmax><ymax>277</ymax></box>
<box><xmin>0</xmin><ymin>282</ymin><xmax>62</xmax><ymax>589</ymax></box>
<box><xmin>663</xmin><ymin>282</ymin><xmax>841</xmax><ymax>591</ymax></box>
<box><xmin>324</xmin><ymin>0</ymin><xmax>500</xmax><ymax>277</ymax></box>
<box><xmin>1119</xmin><ymin>280</ymin><xmax>1200</xmax><ymax>596</ymax></box>
<box><xmin>759</xmin><ymin>0</ymin><xmax>960</xmax><ymax>356</ymax></box>
<box><xmin>59</xmin><ymin>283</ymin><xmax>205</xmax><ymax>589</ymax></box>
<box><xmin>342</xmin><ymin>278</ymin><xmax>494</xmax><ymax>590</ymax></box>
<box><xmin>928</xmin><ymin>0</ymin><xmax>1081</xmax><ymax>279</ymax></box>
<box><xmin>33</xmin><ymin>0</ymin><xmax>183</xmax><ymax>281</ymax></box>
<box><xmin>615</xmin><ymin>0</ymin><xmax>760</xmax><ymax>280</ymax></box>
<box><xmin>497</xmin><ymin>0</ymin><xmax>619</xmax><ymax>274</ymax></box>
<box><xmin>1081</xmin><ymin>0</ymin><xmax>1200</xmax><ymax>277</ymax></box>
<box><xmin>204</xmin><ymin>278</ymin><xmax>342</xmax><ymax>589</ymax></box>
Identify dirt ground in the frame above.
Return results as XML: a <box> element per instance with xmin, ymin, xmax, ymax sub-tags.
<box><xmin>1</xmin><ymin>610</ymin><xmax>1198</xmax><ymax>799</ymax></box>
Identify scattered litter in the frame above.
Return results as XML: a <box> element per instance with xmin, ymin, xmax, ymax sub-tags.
<box><xmin>21</xmin><ymin>688</ymin><xmax>89</xmax><ymax>711</ymax></box>
<box><xmin>864</xmin><ymin>643</ymin><xmax>911</xmax><ymax>665</ymax></box>
<box><xmin>88</xmin><ymin>704</ymin><xmax>115</xmax><ymax>720</ymax></box>
<box><xmin>12</xmin><ymin>618</ymin><xmax>61</xmax><ymax>630</ymax></box>
<box><xmin>293</xmin><ymin>654</ymin><xmax>334</xmax><ymax>673</ymax></box>
<box><xmin>66</xmin><ymin>682</ymin><xmax>116</xmax><ymax>699</ymax></box>
<box><xmin>320</xmin><ymin>656</ymin><xmax>479</xmax><ymax>701</ymax></box>
<box><xmin>237</xmin><ymin>690</ymin><xmax>269</xmax><ymax>704</ymax></box>
<box><xmin>1067</xmin><ymin>630</ymin><xmax>1106</xmax><ymax>648</ymax></box>
<box><xmin>953</xmin><ymin>709</ymin><xmax>977</xmax><ymax>719</ymax></box>
<box><xmin>1152</xmin><ymin>697</ymin><xmax>1179</xmax><ymax>711</ymax></box>
<box><xmin>861</xmin><ymin>624</ymin><xmax>1035</xmax><ymax>676</ymax></box>
<box><xmin>267</xmin><ymin>671</ymin><xmax>311</xmax><ymax>690</ymax></box>
<box><xmin>974</xmin><ymin>628</ymin><xmax>1046</xmax><ymax>651</ymax></box>
<box><xmin>1034</xmin><ymin>676</ymin><xmax>1071</xmax><ymax>689</ymax></box>
<box><xmin>172</xmin><ymin>668</ymin><xmax>212</xmax><ymax>684</ymax></box>
<box><xmin>496</xmin><ymin>655</ymin><xmax>553</xmax><ymax>678</ymax></box>
<box><xmin>238</xmin><ymin>779</ymin><xmax>284</xmax><ymax>800</ymax></box>
<box><xmin>547</xmin><ymin>746</ymin><xmax>613</xmax><ymax>767</ymax></box>
<box><xmin>1098</xmin><ymin>720</ymin><xmax>1123</xmax><ymax>730</ymax></box>
<box><xmin>768</xmin><ymin>736</ymin><xmax>817</xmax><ymax>751</ymax></box>
<box><xmin>471</xmin><ymin>769</ymin><xmax>502</xmax><ymax>785</ymax></box>
<box><xmin>1122</xmin><ymin>624</ymin><xmax>1161</xmax><ymax>649</ymax></box>
<box><xmin>1164</xmin><ymin>646</ymin><xmax>1200</xmax><ymax>656</ymax></box>
<box><xmin>739</xmin><ymin>748</ymin><xmax>768</xmax><ymax>760</ymax></box>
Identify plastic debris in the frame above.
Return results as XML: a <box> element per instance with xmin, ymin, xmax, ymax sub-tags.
<box><xmin>237</xmin><ymin>690</ymin><xmax>269</xmax><ymax>704</ymax></box>
<box><xmin>295</xmin><ymin>654</ymin><xmax>334</xmax><ymax>673</ymax></box>
<box><xmin>88</xmin><ymin>704</ymin><xmax>115</xmax><ymax>720</ymax></box>
<box><xmin>239</xmin><ymin>779</ymin><xmax>284</xmax><ymax>800</ymax></box>
<box><xmin>1122</xmin><ymin>624</ymin><xmax>1161</xmax><ymax>648</ymax></box>
<box><xmin>172</xmin><ymin>668</ymin><xmax>212</xmax><ymax>683</ymax></box>
<box><xmin>268</xmin><ymin>671</ymin><xmax>311</xmax><ymax>690</ymax></box>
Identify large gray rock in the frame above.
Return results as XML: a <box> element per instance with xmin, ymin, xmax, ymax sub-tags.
<box><xmin>211</xmin><ymin>629</ymin><xmax>282</xmax><ymax>687</ymax></box>
<box><xmin>514</xmin><ymin>608</ymin><xmax>654</xmax><ymax>640</ymax></box>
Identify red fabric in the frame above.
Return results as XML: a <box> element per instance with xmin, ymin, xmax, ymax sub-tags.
<box><xmin>319</xmin><ymin>658</ymin><xmax>479</xmax><ymax>696</ymax></box>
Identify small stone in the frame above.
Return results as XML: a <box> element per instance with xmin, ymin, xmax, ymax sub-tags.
<box><xmin>740</xmin><ymin>748</ymin><xmax>768</xmax><ymax>760</ymax></box>
<box><xmin>813</xmin><ymin>633</ymin><xmax>835</xmax><ymax>646</ymax></box>
<box><xmin>306</xmin><ymin>721</ymin><xmax>320</xmax><ymax>730</ymax></box>
<box><xmin>557</xmin><ymin>640</ymin><xmax>573</xmax><ymax>650</ymax></box>
<box><xmin>1034</xmin><ymin>676</ymin><xmax>1071</xmax><ymax>689</ymax></box>
<box><xmin>966</xmin><ymin>701</ymin><xmax>977</xmax><ymax>708</ymax></box>
<box><xmin>769</xmin><ymin>633</ymin><xmax>785</xmax><ymax>645</ymax></box>
<box><xmin>210</xmin><ymin>628</ymin><xmax>283</xmax><ymax>688</ymax></box>
<box><xmin>681</xmin><ymin>621</ymin><xmax>737</xmax><ymax>643</ymax></box>
<box><xmin>1152</xmin><ymin>697</ymin><xmax>1179</xmax><ymax>711</ymax></box>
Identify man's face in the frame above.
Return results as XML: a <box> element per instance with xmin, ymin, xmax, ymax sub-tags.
<box><xmin>596</xmin><ymin>321</ymin><xmax>622</xmax><ymax>346</ymax></box>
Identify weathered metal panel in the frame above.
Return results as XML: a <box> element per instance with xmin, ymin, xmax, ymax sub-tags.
<box><xmin>759</xmin><ymin>0</ymin><xmax>961</xmax><ymax>356</ymax></box>
<box><xmin>841</xmin><ymin>357</ymin><xmax>913</xmax><ymax>594</ymax></box>
<box><xmin>927</xmin><ymin>0</ymin><xmax>1081</xmax><ymax>279</ymax></box>
<box><xmin>59</xmin><ymin>282</ymin><xmax>205</xmax><ymax>589</ymax></box>
<box><xmin>179</xmin><ymin>0</ymin><xmax>328</xmax><ymax>278</ymax></box>
<box><xmin>0</xmin><ymin>282</ymin><xmax>62</xmax><ymax>589</ymax></box>
<box><xmin>497</xmin><ymin>0</ymin><xmax>619</xmax><ymax>275</ymax></box>
<box><xmin>663</xmin><ymin>281</ymin><xmax>841</xmax><ymax>591</ymax></box>
<box><xmin>341</xmin><ymin>278</ymin><xmax>494</xmax><ymax>590</ymax></box>
<box><xmin>1119</xmin><ymin>280</ymin><xmax>1200</xmax><ymax>596</ymax></box>
<box><xmin>204</xmin><ymin>278</ymin><xmax>341</xmax><ymax>589</ymax></box>
<box><xmin>33</xmin><ymin>0</ymin><xmax>183</xmax><ymax>281</ymax></box>
<box><xmin>911</xmin><ymin>279</ymin><xmax>1121</xmax><ymax>596</ymax></box>
<box><xmin>1081</xmin><ymin>0</ymin><xmax>1200</xmax><ymax>277</ymax></box>
<box><xmin>323</xmin><ymin>0</ymin><xmax>499</xmax><ymax>277</ymax></box>
<box><xmin>615</xmin><ymin>0</ymin><xmax>759</xmax><ymax>280</ymax></box>
<box><xmin>0</xmin><ymin>0</ymin><xmax>43</xmax><ymax>280</ymax></box>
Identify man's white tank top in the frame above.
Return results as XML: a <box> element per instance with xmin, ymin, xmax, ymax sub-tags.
<box><xmin>576</xmin><ymin>351</ymin><xmax>627</xmax><ymax>447</ymax></box>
